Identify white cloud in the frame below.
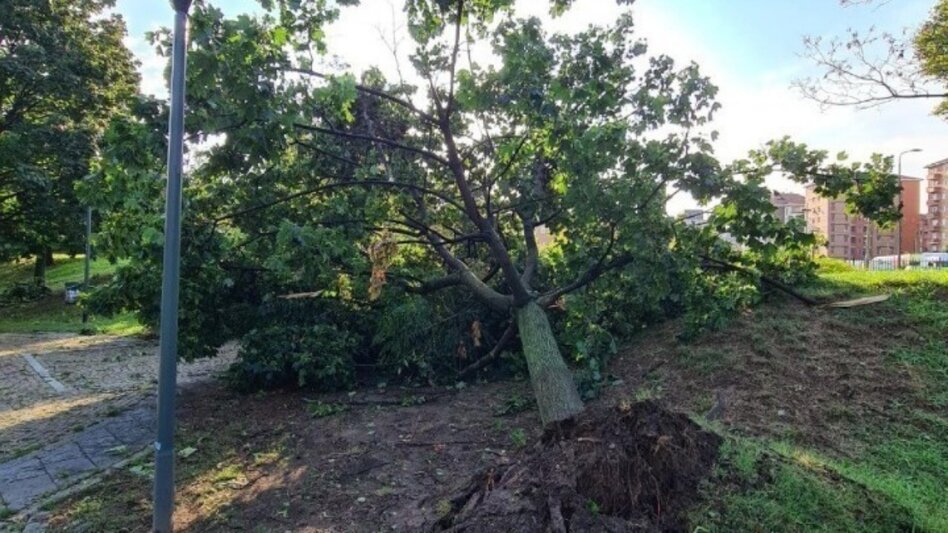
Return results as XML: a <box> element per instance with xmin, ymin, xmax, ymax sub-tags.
<box><xmin>124</xmin><ymin>31</ymin><xmax>168</xmax><ymax>98</ymax></box>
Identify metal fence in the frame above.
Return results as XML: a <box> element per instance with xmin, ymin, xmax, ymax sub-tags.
<box><xmin>848</xmin><ymin>254</ymin><xmax>948</xmax><ymax>271</ymax></box>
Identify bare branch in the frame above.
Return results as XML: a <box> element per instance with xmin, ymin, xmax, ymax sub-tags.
<box><xmin>291</xmin><ymin>139</ymin><xmax>360</xmax><ymax>167</ymax></box>
<box><xmin>405</xmin><ymin>262</ymin><xmax>499</xmax><ymax>295</ymax></box>
<box><xmin>538</xmin><ymin>253</ymin><xmax>635</xmax><ymax>307</ymax></box>
<box><xmin>795</xmin><ymin>27</ymin><xmax>948</xmax><ymax>110</ymax></box>
<box><xmin>438</xmin><ymin>101</ymin><xmax>532</xmax><ymax>305</ymax></box>
<box><xmin>538</xmin><ymin>225</ymin><xmax>630</xmax><ymax>306</ymax></box>
<box><xmin>394</xmin><ymin>231</ymin><xmax>484</xmax><ymax>247</ymax></box>
<box><xmin>213</xmin><ymin>179</ymin><xmax>466</xmax><ymax>223</ymax></box>
<box><xmin>285</xmin><ymin>67</ymin><xmax>437</xmax><ymax>124</ymax></box>
<box><xmin>520</xmin><ymin>214</ymin><xmax>539</xmax><ymax>287</ymax></box>
<box><xmin>447</xmin><ymin>0</ymin><xmax>465</xmax><ymax>113</ymax></box>
<box><xmin>408</xmin><ymin>185</ymin><xmax>513</xmax><ymax>311</ymax></box>
<box><xmin>294</xmin><ymin>123</ymin><xmax>450</xmax><ymax>166</ymax></box>
<box><xmin>700</xmin><ymin>255</ymin><xmax>820</xmax><ymax>306</ymax></box>
<box><xmin>458</xmin><ymin>320</ymin><xmax>517</xmax><ymax>378</ymax></box>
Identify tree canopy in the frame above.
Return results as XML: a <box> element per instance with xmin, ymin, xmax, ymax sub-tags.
<box><xmin>85</xmin><ymin>0</ymin><xmax>900</xmax><ymax>424</ymax></box>
<box><xmin>0</xmin><ymin>0</ymin><xmax>138</xmax><ymax>281</ymax></box>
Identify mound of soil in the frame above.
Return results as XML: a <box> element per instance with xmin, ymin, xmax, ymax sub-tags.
<box><xmin>431</xmin><ymin>401</ymin><xmax>721</xmax><ymax>532</ymax></box>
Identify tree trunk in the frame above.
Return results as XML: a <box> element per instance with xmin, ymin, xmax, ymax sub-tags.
<box><xmin>33</xmin><ymin>247</ymin><xmax>51</xmax><ymax>286</ymax></box>
<box><xmin>515</xmin><ymin>300</ymin><xmax>584</xmax><ymax>425</ymax></box>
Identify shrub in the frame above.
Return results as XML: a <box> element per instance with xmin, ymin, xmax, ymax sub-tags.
<box><xmin>815</xmin><ymin>256</ymin><xmax>856</xmax><ymax>274</ymax></box>
<box><xmin>0</xmin><ymin>283</ymin><xmax>50</xmax><ymax>304</ymax></box>
<box><xmin>229</xmin><ymin>322</ymin><xmax>358</xmax><ymax>392</ymax></box>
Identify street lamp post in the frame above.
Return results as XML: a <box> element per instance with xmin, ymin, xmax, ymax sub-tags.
<box><xmin>897</xmin><ymin>148</ymin><xmax>923</xmax><ymax>269</ymax></box>
<box><xmin>82</xmin><ymin>206</ymin><xmax>91</xmax><ymax>323</ymax></box>
<box><xmin>153</xmin><ymin>1</ymin><xmax>191</xmax><ymax>531</ymax></box>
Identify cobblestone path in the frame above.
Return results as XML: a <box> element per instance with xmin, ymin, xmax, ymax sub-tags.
<box><xmin>0</xmin><ymin>334</ymin><xmax>233</xmax><ymax>517</ymax></box>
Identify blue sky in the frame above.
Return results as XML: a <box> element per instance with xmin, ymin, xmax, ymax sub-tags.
<box><xmin>653</xmin><ymin>0</ymin><xmax>930</xmax><ymax>77</ymax></box>
<box><xmin>116</xmin><ymin>0</ymin><xmax>945</xmax><ymax>209</ymax></box>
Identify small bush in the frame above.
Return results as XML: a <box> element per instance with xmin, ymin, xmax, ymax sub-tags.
<box><xmin>229</xmin><ymin>323</ymin><xmax>358</xmax><ymax>392</ymax></box>
<box><xmin>815</xmin><ymin>256</ymin><xmax>856</xmax><ymax>274</ymax></box>
<box><xmin>0</xmin><ymin>282</ymin><xmax>50</xmax><ymax>304</ymax></box>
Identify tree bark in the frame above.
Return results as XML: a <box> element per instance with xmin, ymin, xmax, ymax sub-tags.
<box><xmin>33</xmin><ymin>250</ymin><xmax>47</xmax><ymax>287</ymax></box>
<box><xmin>515</xmin><ymin>300</ymin><xmax>584</xmax><ymax>425</ymax></box>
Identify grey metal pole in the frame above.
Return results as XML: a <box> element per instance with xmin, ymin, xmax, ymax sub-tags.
<box><xmin>82</xmin><ymin>206</ymin><xmax>91</xmax><ymax>324</ymax></box>
<box><xmin>153</xmin><ymin>1</ymin><xmax>191</xmax><ymax>531</ymax></box>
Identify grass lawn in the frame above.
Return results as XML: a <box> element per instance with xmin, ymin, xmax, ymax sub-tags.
<box><xmin>691</xmin><ymin>269</ymin><xmax>948</xmax><ymax>532</ymax></box>
<box><xmin>21</xmin><ymin>269</ymin><xmax>948</xmax><ymax>531</ymax></box>
<box><xmin>0</xmin><ymin>254</ymin><xmax>143</xmax><ymax>335</ymax></box>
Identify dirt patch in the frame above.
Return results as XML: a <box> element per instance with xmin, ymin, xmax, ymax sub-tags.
<box><xmin>38</xmin><ymin>290</ymin><xmax>945</xmax><ymax>531</ymax></box>
<box><xmin>604</xmin><ymin>297</ymin><xmax>929</xmax><ymax>456</ymax></box>
<box><xmin>42</xmin><ymin>379</ymin><xmax>546</xmax><ymax>532</ymax></box>
<box><xmin>423</xmin><ymin>401</ymin><xmax>720</xmax><ymax>532</ymax></box>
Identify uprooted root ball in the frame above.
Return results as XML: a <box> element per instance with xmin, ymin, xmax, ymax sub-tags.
<box><xmin>432</xmin><ymin>400</ymin><xmax>721</xmax><ymax>532</ymax></box>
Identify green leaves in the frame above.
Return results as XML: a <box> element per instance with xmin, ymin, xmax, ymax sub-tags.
<box><xmin>0</xmin><ymin>0</ymin><xmax>138</xmax><ymax>264</ymax></box>
<box><xmin>915</xmin><ymin>1</ymin><xmax>948</xmax><ymax>117</ymax></box>
<box><xmin>83</xmin><ymin>0</ymin><xmax>904</xmax><ymax>398</ymax></box>
<box><xmin>313</xmin><ymin>74</ymin><xmax>359</xmax><ymax>124</ymax></box>
<box><xmin>760</xmin><ymin>138</ymin><xmax>901</xmax><ymax>226</ymax></box>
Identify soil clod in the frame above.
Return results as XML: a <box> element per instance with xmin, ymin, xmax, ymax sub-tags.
<box><xmin>431</xmin><ymin>400</ymin><xmax>721</xmax><ymax>532</ymax></box>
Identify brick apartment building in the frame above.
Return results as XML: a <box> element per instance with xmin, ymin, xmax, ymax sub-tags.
<box><xmin>922</xmin><ymin>158</ymin><xmax>948</xmax><ymax>251</ymax></box>
<box><xmin>770</xmin><ymin>191</ymin><xmax>805</xmax><ymax>223</ymax></box>
<box><xmin>804</xmin><ymin>177</ymin><xmax>921</xmax><ymax>261</ymax></box>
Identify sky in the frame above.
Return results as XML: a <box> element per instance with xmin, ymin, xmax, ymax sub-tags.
<box><xmin>115</xmin><ymin>0</ymin><xmax>945</xmax><ymax>212</ymax></box>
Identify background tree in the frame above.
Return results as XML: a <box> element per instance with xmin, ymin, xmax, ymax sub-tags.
<box><xmin>0</xmin><ymin>0</ymin><xmax>138</xmax><ymax>284</ymax></box>
<box><xmin>796</xmin><ymin>0</ymin><xmax>948</xmax><ymax>116</ymax></box>
<box><xmin>88</xmin><ymin>0</ymin><xmax>899</xmax><ymax>424</ymax></box>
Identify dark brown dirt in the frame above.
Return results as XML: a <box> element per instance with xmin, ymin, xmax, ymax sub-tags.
<box><xmin>44</xmin><ymin>295</ymin><xmax>938</xmax><ymax>532</ymax></box>
<box><xmin>46</xmin><ymin>380</ymin><xmax>549</xmax><ymax>532</ymax></box>
<box><xmin>424</xmin><ymin>401</ymin><xmax>721</xmax><ymax>533</ymax></box>
<box><xmin>603</xmin><ymin>297</ymin><xmax>930</xmax><ymax>457</ymax></box>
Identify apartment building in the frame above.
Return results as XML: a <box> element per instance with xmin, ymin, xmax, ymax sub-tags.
<box><xmin>901</xmin><ymin>178</ymin><xmax>923</xmax><ymax>254</ymax></box>
<box><xmin>805</xmin><ymin>176</ymin><xmax>921</xmax><ymax>260</ymax></box>
<box><xmin>770</xmin><ymin>191</ymin><xmax>805</xmax><ymax>223</ymax></box>
<box><xmin>923</xmin><ymin>158</ymin><xmax>948</xmax><ymax>251</ymax></box>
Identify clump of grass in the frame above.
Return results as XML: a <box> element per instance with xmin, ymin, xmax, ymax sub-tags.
<box><xmin>509</xmin><ymin>428</ymin><xmax>528</xmax><ymax>449</ymax></box>
<box><xmin>304</xmin><ymin>400</ymin><xmax>348</xmax><ymax>418</ymax></box>
<box><xmin>210</xmin><ymin>464</ymin><xmax>244</xmax><ymax>484</ymax></box>
<box><xmin>493</xmin><ymin>394</ymin><xmax>533</xmax><ymax>417</ymax></box>
<box><xmin>676</xmin><ymin>346</ymin><xmax>733</xmax><ymax>375</ymax></box>
<box><xmin>399</xmin><ymin>394</ymin><xmax>428</xmax><ymax>406</ymax></box>
<box><xmin>435</xmin><ymin>499</ymin><xmax>453</xmax><ymax>518</ymax></box>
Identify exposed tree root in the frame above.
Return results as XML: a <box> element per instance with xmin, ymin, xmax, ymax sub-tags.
<box><xmin>424</xmin><ymin>401</ymin><xmax>721</xmax><ymax>532</ymax></box>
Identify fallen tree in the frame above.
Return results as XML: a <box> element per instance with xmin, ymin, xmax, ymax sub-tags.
<box><xmin>85</xmin><ymin>0</ymin><xmax>902</xmax><ymax>424</ymax></box>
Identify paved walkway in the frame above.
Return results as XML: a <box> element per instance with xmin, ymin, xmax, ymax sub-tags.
<box><xmin>0</xmin><ymin>400</ymin><xmax>153</xmax><ymax>512</ymax></box>
<box><xmin>0</xmin><ymin>333</ymin><xmax>234</xmax><ymax>519</ymax></box>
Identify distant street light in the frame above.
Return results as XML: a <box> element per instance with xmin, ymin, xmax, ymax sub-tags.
<box><xmin>897</xmin><ymin>148</ymin><xmax>923</xmax><ymax>269</ymax></box>
<box><xmin>153</xmin><ymin>0</ymin><xmax>191</xmax><ymax>531</ymax></box>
